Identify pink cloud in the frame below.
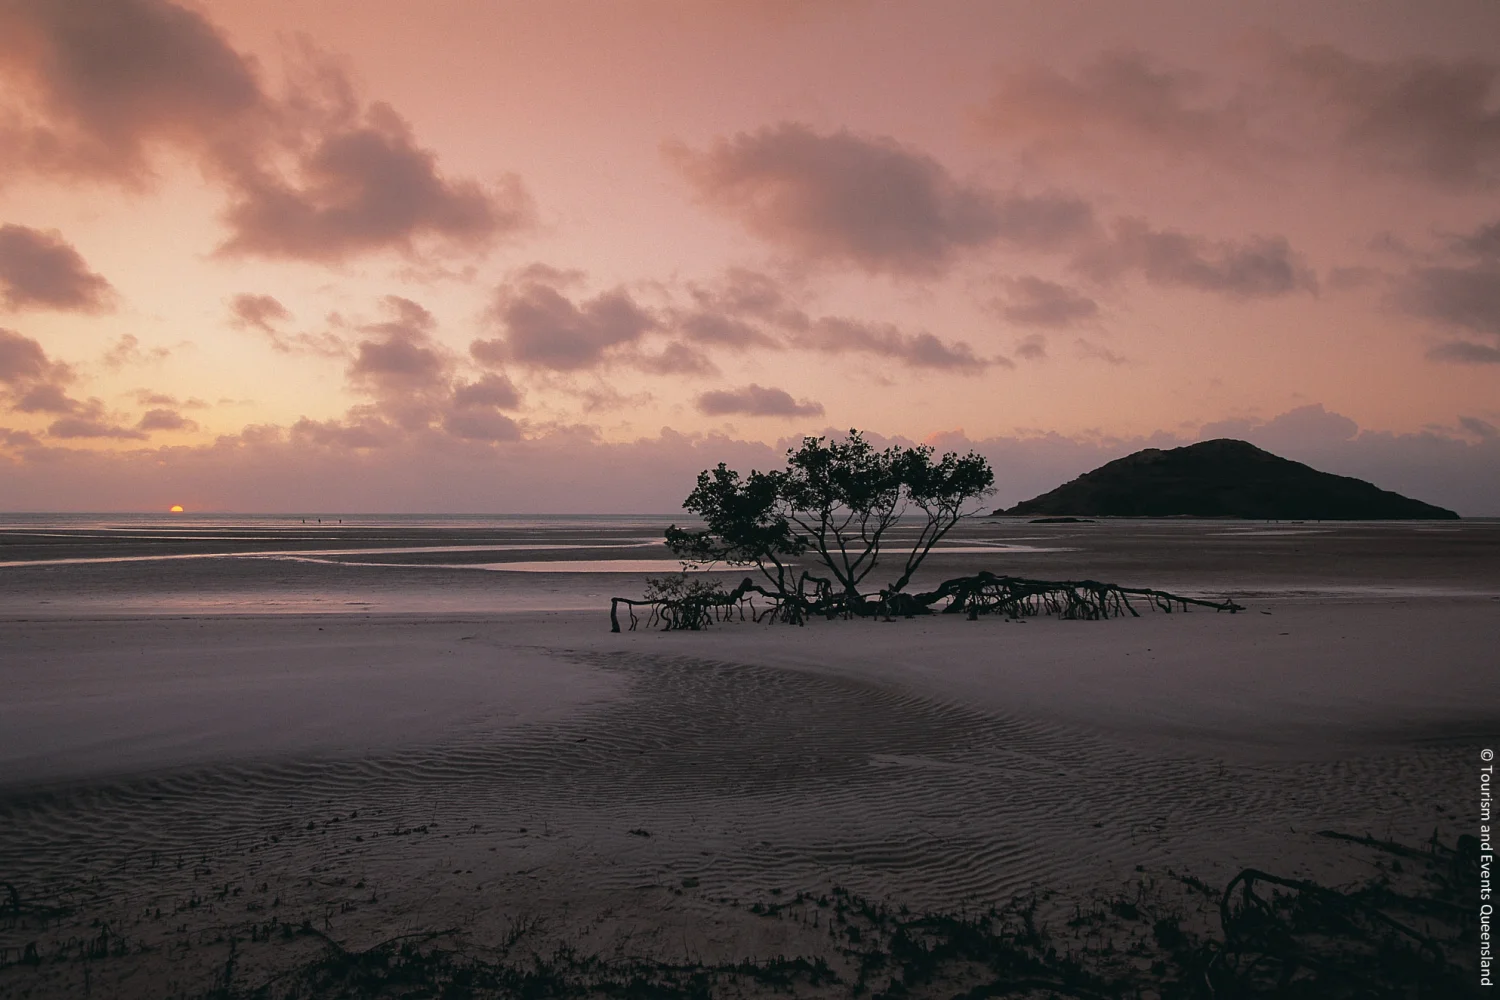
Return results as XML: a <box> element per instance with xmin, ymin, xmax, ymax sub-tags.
<box><xmin>0</xmin><ymin>224</ymin><xmax>113</xmax><ymax>312</ymax></box>
<box><xmin>667</xmin><ymin>123</ymin><xmax>1092</xmax><ymax>275</ymax></box>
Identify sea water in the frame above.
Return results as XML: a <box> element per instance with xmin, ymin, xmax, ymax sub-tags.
<box><xmin>1</xmin><ymin>513</ymin><xmax>1496</xmax><ymax>616</ymax></box>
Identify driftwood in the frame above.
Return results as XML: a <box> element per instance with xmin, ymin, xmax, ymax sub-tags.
<box><xmin>611</xmin><ymin>569</ymin><xmax>1243</xmax><ymax>631</ymax></box>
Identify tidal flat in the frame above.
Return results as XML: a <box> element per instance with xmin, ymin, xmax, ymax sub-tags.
<box><xmin>0</xmin><ymin>517</ymin><xmax>1494</xmax><ymax>996</ymax></box>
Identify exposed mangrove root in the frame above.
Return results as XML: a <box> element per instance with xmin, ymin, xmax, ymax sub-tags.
<box><xmin>611</xmin><ymin>569</ymin><xmax>1243</xmax><ymax>631</ymax></box>
<box><xmin>1202</xmin><ymin>830</ymin><xmax>1477</xmax><ymax>997</ymax></box>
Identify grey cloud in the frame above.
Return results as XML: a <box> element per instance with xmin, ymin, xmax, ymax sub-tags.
<box><xmin>0</xmin><ymin>326</ymin><xmax>55</xmax><ymax>384</ymax></box>
<box><xmin>1325</xmin><ymin>265</ymin><xmax>1382</xmax><ymax>291</ymax></box>
<box><xmin>346</xmin><ymin>297</ymin><xmax>453</xmax><ymax>430</ymax></box>
<box><xmin>1077</xmin><ymin>219</ymin><xmax>1318</xmax><ymax>298</ymax></box>
<box><xmin>696</xmin><ymin>384</ymin><xmax>823</xmax><ymax>418</ymax></box>
<box><xmin>678</xmin><ymin>267</ymin><xmax>1000</xmax><ymax>372</ymax></box>
<box><xmin>1427</xmin><ymin>341</ymin><xmax>1500</xmax><ymax>364</ymax></box>
<box><xmin>134</xmin><ymin>390</ymin><xmax>178</xmax><ymax>407</ymax></box>
<box><xmin>451</xmin><ymin>373</ymin><xmax>520</xmax><ymax>411</ymax></box>
<box><xmin>688</xmin><ymin>268</ymin><xmax>798</xmax><ymax>321</ymax></box>
<box><xmin>1281</xmin><ymin>44</ymin><xmax>1500</xmax><ymax>189</ymax></box>
<box><xmin>799</xmin><ymin>316</ymin><xmax>998</xmax><ymax>371</ymax></box>
<box><xmin>0</xmin><ymin>1</ymin><xmax>532</xmax><ymax>262</ymax></box>
<box><xmin>102</xmin><ymin>333</ymin><xmax>171</xmax><ymax>370</ymax></box>
<box><xmin>668</xmin><ymin>123</ymin><xmax>1084</xmax><ymax>275</ymax></box>
<box><xmin>276</xmin><ymin>296</ymin><xmax>531</xmax><ymax>448</ymax></box>
<box><xmin>1399</xmin><ymin>265</ymin><xmax>1500</xmax><ymax>336</ymax></box>
<box><xmin>0</xmin><ymin>0</ymin><xmax>263</xmax><ymax>183</ymax></box>
<box><xmin>1454</xmin><ymin>221</ymin><xmax>1500</xmax><ymax>259</ymax></box>
<box><xmin>477</xmin><ymin>275</ymin><xmax>657</xmax><ymax>372</ymax></box>
<box><xmin>48</xmin><ymin>399</ymin><xmax>146</xmax><ymax>439</ymax></box>
<box><xmin>678</xmin><ymin>311</ymin><xmax>775</xmax><ymax>348</ymax></box>
<box><xmin>980</xmin><ymin>50</ymin><xmax>1242</xmax><ymax>160</ymax></box>
<box><xmin>14</xmin><ymin>382</ymin><xmax>78</xmax><ymax>413</ymax></box>
<box><xmin>1075</xmin><ymin>339</ymin><xmax>1128</xmax><ymax>366</ymax></box>
<box><xmin>1394</xmin><ymin>219</ymin><xmax>1500</xmax><ymax>362</ymax></box>
<box><xmin>230</xmin><ymin>293</ymin><xmax>345</xmax><ymax>356</ymax></box>
<box><xmin>442</xmin><ymin>409</ymin><xmax>521</xmax><ymax>443</ymax></box>
<box><xmin>0</xmin><ymin>224</ymin><xmax>113</xmax><ymax>311</ymax></box>
<box><xmin>995</xmin><ymin>276</ymin><xmax>1098</xmax><ymax>327</ymax></box>
<box><xmin>990</xmin><ymin>194</ymin><xmax>1096</xmax><ymax>252</ymax></box>
<box><xmin>0</xmin><ymin>427</ymin><xmax>39</xmax><ymax>447</ymax></box>
<box><xmin>981</xmin><ymin>44</ymin><xmax>1500</xmax><ymax>191</ymax></box>
<box><xmin>1255</xmin><ymin>404</ymin><xmax>1358</xmax><ymax>448</ymax></box>
<box><xmin>137</xmin><ymin>407</ymin><xmax>197</xmax><ymax>432</ymax></box>
<box><xmin>132</xmin><ymin>389</ymin><xmax>207</xmax><ymax>409</ymax></box>
<box><xmin>0</xmin><ymin>326</ymin><xmax>81</xmax><ymax>413</ymax></box>
<box><xmin>445</xmin><ymin>371</ymin><xmax>523</xmax><ymax>442</ymax></box>
<box><xmin>1014</xmin><ymin>334</ymin><xmax>1046</xmax><ymax>360</ymax></box>
<box><xmin>676</xmin><ymin>268</ymin><xmax>805</xmax><ymax>348</ymax></box>
<box><xmin>219</xmin><ymin>108</ymin><xmax>533</xmax><ymax>262</ymax></box>
<box><xmin>638</xmin><ymin>342</ymin><xmax>717</xmax><ymax>376</ymax></box>
<box><xmin>229</xmin><ymin>293</ymin><xmax>292</xmax><ymax>332</ymax></box>
<box><xmin>1199</xmin><ymin>403</ymin><xmax>1357</xmax><ymax>452</ymax></box>
<box><xmin>474</xmin><ymin>265</ymin><xmax>996</xmax><ymax>379</ymax></box>
<box><xmin>1460</xmin><ymin>416</ymin><xmax>1498</xmax><ymax>440</ymax></box>
<box><xmin>289</xmin><ymin>415</ymin><xmax>397</xmax><ymax>451</ymax></box>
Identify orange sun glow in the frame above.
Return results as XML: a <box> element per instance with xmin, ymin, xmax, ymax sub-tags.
<box><xmin>169</xmin><ymin>505</ymin><xmax>185</xmax><ymax>513</ymax></box>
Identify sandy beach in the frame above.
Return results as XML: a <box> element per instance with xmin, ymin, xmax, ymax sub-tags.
<box><xmin>0</xmin><ymin>519</ymin><xmax>1495</xmax><ymax>996</ymax></box>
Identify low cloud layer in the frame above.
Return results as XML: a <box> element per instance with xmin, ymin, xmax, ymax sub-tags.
<box><xmin>0</xmin><ymin>224</ymin><xmax>113</xmax><ymax>312</ymax></box>
<box><xmin>136</xmin><ymin>407</ymin><xmax>197</xmax><ymax>432</ymax></box>
<box><xmin>3</xmin><ymin>405</ymin><xmax>1496</xmax><ymax>516</ymax></box>
<box><xmin>696</xmin><ymin>383</ymin><xmax>823</xmax><ymax>417</ymax></box>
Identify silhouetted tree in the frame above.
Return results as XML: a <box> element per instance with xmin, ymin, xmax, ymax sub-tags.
<box><xmin>664</xmin><ymin>463</ymin><xmax>807</xmax><ymax>600</ymax></box>
<box><xmin>666</xmin><ymin>429</ymin><xmax>995</xmax><ymax>613</ymax></box>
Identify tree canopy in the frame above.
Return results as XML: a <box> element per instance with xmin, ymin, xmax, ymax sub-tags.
<box><xmin>665</xmin><ymin>430</ymin><xmax>995</xmax><ymax>615</ymax></box>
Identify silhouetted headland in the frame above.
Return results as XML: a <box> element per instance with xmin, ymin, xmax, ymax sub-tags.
<box><xmin>996</xmin><ymin>438</ymin><xmax>1460</xmax><ymax>520</ymax></box>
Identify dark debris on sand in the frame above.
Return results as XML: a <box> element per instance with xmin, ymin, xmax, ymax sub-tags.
<box><xmin>3</xmin><ymin>829</ymin><xmax>1479</xmax><ymax>999</ymax></box>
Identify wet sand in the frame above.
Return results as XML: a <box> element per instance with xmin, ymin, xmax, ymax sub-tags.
<box><xmin>0</xmin><ymin>586</ymin><xmax>1493</xmax><ymax>996</ymax></box>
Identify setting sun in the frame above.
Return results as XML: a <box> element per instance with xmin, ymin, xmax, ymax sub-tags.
<box><xmin>169</xmin><ymin>505</ymin><xmax>184</xmax><ymax>513</ymax></box>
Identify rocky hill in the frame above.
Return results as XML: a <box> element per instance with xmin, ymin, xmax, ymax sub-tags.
<box><xmin>996</xmin><ymin>439</ymin><xmax>1459</xmax><ymax>519</ymax></box>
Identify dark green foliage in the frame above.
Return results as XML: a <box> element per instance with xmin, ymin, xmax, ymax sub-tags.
<box><xmin>664</xmin><ymin>429</ymin><xmax>995</xmax><ymax>609</ymax></box>
<box><xmin>665</xmin><ymin>463</ymin><xmax>806</xmax><ymax>599</ymax></box>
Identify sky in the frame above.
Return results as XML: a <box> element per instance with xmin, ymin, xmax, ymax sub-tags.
<box><xmin>1</xmin><ymin>0</ymin><xmax>1498</xmax><ymax>514</ymax></box>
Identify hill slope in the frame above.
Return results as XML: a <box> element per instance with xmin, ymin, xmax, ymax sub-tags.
<box><xmin>997</xmin><ymin>439</ymin><xmax>1459</xmax><ymax>519</ymax></box>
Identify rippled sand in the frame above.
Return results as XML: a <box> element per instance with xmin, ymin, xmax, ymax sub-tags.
<box><xmin>0</xmin><ymin>592</ymin><xmax>1491</xmax><ymax>996</ymax></box>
